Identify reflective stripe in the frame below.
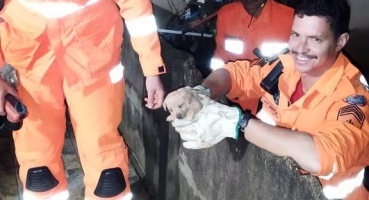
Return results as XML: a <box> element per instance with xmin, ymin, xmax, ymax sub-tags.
<box><xmin>122</xmin><ymin>192</ymin><xmax>133</xmax><ymax>200</ymax></box>
<box><xmin>255</xmin><ymin>108</ymin><xmax>276</xmax><ymax>126</ymax></box>
<box><xmin>319</xmin><ymin>163</ymin><xmax>338</xmax><ymax>180</ymax></box>
<box><xmin>360</xmin><ymin>75</ymin><xmax>368</xmax><ymax>86</ymax></box>
<box><xmin>85</xmin><ymin>192</ymin><xmax>132</xmax><ymax>200</ymax></box>
<box><xmin>109</xmin><ymin>63</ymin><xmax>124</xmax><ymax>84</ymax></box>
<box><xmin>260</xmin><ymin>42</ymin><xmax>288</xmax><ymax>57</ymax></box>
<box><xmin>224</xmin><ymin>38</ymin><xmax>244</xmax><ymax>55</ymax></box>
<box><xmin>17</xmin><ymin>0</ymin><xmax>99</xmax><ymax>18</ymax></box>
<box><xmin>125</xmin><ymin>15</ymin><xmax>158</xmax><ymax>37</ymax></box>
<box><xmin>323</xmin><ymin>168</ymin><xmax>365</xmax><ymax>199</ymax></box>
<box><xmin>209</xmin><ymin>58</ymin><xmax>225</xmax><ymax>70</ymax></box>
<box><xmin>23</xmin><ymin>190</ymin><xmax>69</xmax><ymax>200</ymax></box>
<box><xmin>359</xmin><ymin>75</ymin><xmax>369</xmax><ymax>91</ymax></box>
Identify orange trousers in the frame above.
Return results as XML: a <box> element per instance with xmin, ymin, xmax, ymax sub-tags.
<box><xmin>0</xmin><ymin>0</ymin><xmax>130</xmax><ymax>199</ymax></box>
<box><xmin>16</xmin><ymin>63</ymin><xmax>130</xmax><ymax>200</ymax></box>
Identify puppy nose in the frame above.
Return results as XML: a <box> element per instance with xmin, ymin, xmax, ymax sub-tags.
<box><xmin>176</xmin><ymin>114</ymin><xmax>184</xmax><ymax>119</ymax></box>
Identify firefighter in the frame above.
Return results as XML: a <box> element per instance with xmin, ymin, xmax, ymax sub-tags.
<box><xmin>0</xmin><ymin>0</ymin><xmax>166</xmax><ymax>199</ymax></box>
<box><xmin>211</xmin><ymin>0</ymin><xmax>294</xmax><ymax>113</ymax></box>
<box><xmin>170</xmin><ymin>0</ymin><xmax>369</xmax><ymax>199</ymax></box>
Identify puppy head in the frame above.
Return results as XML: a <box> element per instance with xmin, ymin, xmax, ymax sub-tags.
<box><xmin>163</xmin><ymin>88</ymin><xmax>193</xmax><ymax>121</ymax></box>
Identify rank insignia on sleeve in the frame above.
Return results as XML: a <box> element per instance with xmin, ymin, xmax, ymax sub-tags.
<box><xmin>337</xmin><ymin>104</ymin><xmax>365</xmax><ymax>129</ymax></box>
<box><xmin>343</xmin><ymin>95</ymin><xmax>367</xmax><ymax>106</ymax></box>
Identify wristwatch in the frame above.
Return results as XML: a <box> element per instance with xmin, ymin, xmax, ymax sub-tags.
<box><xmin>238</xmin><ymin>109</ymin><xmax>255</xmax><ymax>133</ymax></box>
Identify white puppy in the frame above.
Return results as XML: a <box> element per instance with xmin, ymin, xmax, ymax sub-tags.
<box><xmin>163</xmin><ymin>88</ymin><xmax>203</xmax><ymax>121</ymax></box>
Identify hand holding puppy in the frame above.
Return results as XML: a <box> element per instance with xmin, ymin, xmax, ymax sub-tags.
<box><xmin>163</xmin><ymin>86</ymin><xmax>242</xmax><ymax>149</ymax></box>
<box><xmin>163</xmin><ymin>87</ymin><xmax>209</xmax><ymax>121</ymax></box>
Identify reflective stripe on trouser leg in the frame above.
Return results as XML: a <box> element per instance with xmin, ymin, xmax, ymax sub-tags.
<box><xmin>14</xmin><ymin>63</ymin><xmax>68</xmax><ymax>199</ymax></box>
<box><xmin>65</xmin><ymin>75</ymin><xmax>130</xmax><ymax>199</ymax></box>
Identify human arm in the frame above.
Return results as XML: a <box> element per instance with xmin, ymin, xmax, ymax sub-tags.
<box><xmin>310</xmin><ymin>100</ymin><xmax>369</xmax><ymax>177</ymax></box>
<box><xmin>202</xmin><ymin>59</ymin><xmax>274</xmax><ymax>100</ymax></box>
<box><xmin>0</xmin><ymin>39</ymin><xmax>18</xmax><ymax>115</ymax></box>
<box><xmin>244</xmin><ymin>97</ymin><xmax>369</xmax><ymax>175</ymax></box>
<box><xmin>244</xmin><ymin>119</ymin><xmax>320</xmax><ymax>173</ymax></box>
<box><xmin>115</xmin><ymin>0</ymin><xmax>166</xmax><ymax>109</ymax></box>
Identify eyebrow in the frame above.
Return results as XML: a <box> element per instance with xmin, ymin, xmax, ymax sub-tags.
<box><xmin>291</xmin><ymin>30</ymin><xmax>324</xmax><ymax>38</ymax></box>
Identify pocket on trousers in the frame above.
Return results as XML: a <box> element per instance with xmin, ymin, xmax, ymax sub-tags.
<box><xmin>71</xmin><ymin>5</ymin><xmax>123</xmax><ymax>75</ymax></box>
<box><xmin>1</xmin><ymin>26</ymin><xmax>43</xmax><ymax>70</ymax></box>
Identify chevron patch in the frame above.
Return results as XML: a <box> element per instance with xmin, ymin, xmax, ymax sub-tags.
<box><xmin>337</xmin><ymin>105</ymin><xmax>365</xmax><ymax>128</ymax></box>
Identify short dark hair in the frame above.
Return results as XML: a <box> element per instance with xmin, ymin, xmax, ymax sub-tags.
<box><xmin>294</xmin><ymin>0</ymin><xmax>351</xmax><ymax>39</ymax></box>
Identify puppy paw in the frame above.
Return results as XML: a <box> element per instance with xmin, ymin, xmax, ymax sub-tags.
<box><xmin>166</xmin><ymin>115</ymin><xmax>176</xmax><ymax>122</ymax></box>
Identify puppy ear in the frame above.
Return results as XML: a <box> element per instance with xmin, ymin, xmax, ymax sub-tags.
<box><xmin>163</xmin><ymin>99</ymin><xmax>168</xmax><ymax>111</ymax></box>
<box><xmin>166</xmin><ymin>115</ymin><xmax>175</xmax><ymax>122</ymax></box>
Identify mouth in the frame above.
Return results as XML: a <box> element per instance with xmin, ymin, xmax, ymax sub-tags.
<box><xmin>292</xmin><ymin>53</ymin><xmax>316</xmax><ymax>65</ymax></box>
<box><xmin>296</xmin><ymin>55</ymin><xmax>310</xmax><ymax>61</ymax></box>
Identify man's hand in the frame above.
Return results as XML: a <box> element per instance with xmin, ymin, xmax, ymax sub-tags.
<box><xmin>0</xmin><ymin>78</ymin><xmax>18</xmax><ymax>116</ymax></box>
<box><xmin>171</xmin><ymin>97</ymin><xmax>241</xmax><ymax>149</ymax></box>
<box><xmin>145</xmin><ymin>75</ymin><xmax>165</xmax><ymax>109</ymax></box>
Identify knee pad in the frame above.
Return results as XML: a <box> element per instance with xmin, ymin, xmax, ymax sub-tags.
<box><xmin>364</xmin><ymin>166</ymin><xmax>369</xmax><ymax>191</ymax></box>
<box><xmin>94</xmin><ymin>167</ymin><xmax>126</xmax><ymax>198</ymax></box>
<box><xmin>26</xmin><ymin>166</ymin><xmax>59</xmax><ymax>192</ymax></box>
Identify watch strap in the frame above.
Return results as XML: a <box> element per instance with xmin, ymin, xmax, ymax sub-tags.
<box><xmin>239</xmin><ymin>109</ymin><xmax>254</xmax><ymax>134</ymax></box>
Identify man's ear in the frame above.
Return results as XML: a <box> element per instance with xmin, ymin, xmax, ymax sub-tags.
<box><xmin>336</xmin><ymin>32</ymin><xmax>349</xmax><ymax>52</ymax></box>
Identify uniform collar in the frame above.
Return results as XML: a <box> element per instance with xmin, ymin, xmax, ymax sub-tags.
<box><xmin>257</xmin><ymin>0</ymin><xmax>273</xmax><ymax>24</ymax></box>
<box><xmin>240</xmin><ymin>0</ymin><xmax>273</xmax><ymax>24</ymax></box>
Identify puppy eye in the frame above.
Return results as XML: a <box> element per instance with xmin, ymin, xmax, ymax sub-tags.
<box><xmin>178</xmin><ymin>103</ymin><xmax>183</xmax><ymax>108</ymax></box>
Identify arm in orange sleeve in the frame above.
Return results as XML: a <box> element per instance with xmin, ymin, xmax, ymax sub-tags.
<box><xmin>313</xmin><ymin>99</ymin><xmax>369</xmax><ymax>177</ymax></box>
<box><xmin>115</xmin><ymin>0</ymin><xmax>165</xmax><ymax>76</ymax></box>
<box><xmin>224</xmin><ymin>59</ymin><xmax>276</xmax><ymax>102</ymax></box>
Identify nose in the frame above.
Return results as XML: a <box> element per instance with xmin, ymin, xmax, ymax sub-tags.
<box><xmin>290</xmin><ymin>37</ymin><xmax>308</xmax><ymax>54</ymax></box>
<box><xmin>176</xmin><ymin>113</ymin><xmax>184</xmax><ymax>119</ymax></box>
<box><xmin>293</xmin><ymin>39</ymin><xmax>309</xmax><ymax>54</ymax></box>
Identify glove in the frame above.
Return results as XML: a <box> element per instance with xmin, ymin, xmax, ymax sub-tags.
<box><xmin>171</xmin><ymin>97</ymin><xmax>242</xmax><ymax>149</ymax></box>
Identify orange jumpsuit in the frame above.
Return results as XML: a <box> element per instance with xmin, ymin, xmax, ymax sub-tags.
<box><xmin>211</xmin><ymin>0</ymin><xmax>294</xmax><ymax>113</ymax></box>
<box><xmin>225</xmin><ymin>53</ymin><xmax>369</xmax><ymax>200</ymax></box>
<box><xmin>0</xmin><ymin>0</ymin><xmax>165</xmax><ymax>199</ymax></box>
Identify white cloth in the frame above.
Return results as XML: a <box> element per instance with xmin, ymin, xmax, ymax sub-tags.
<box><xmin>171</xmin><ymin>95</ymin><xmax>241</xmax><ymax>149</ymax></box>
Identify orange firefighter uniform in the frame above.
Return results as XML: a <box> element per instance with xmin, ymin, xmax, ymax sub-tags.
<box><xmin>0</xmin><ymin>0</ymin><xmax>165</xmax><ymax>199</ymax></box>
<box><xmin>211</xmin><ymin>0</ymin><xmax>294</xmax><ymax>114</ymax></box>
<box><xmin>224</xmin><ymin>53</ymin><xmax>369</xmax><ymax>200</ymax></box>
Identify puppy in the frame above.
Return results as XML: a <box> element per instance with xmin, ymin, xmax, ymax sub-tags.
<box><xmin>163</xmin><ymin>88</ymin><xmax>203</xmax><ymax>121</ymax></box>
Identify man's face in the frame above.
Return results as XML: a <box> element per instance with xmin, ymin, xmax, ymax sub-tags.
<box><xmin>288</xmin><ymin>15</ymin><xmax>344</xmax><ymax>76</ymax></box>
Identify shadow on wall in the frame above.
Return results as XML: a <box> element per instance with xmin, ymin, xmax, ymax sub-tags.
<box><xmin>344</xmin><ymin>28</ymin><xmax>369</xmax><ymax>79</ymax></box>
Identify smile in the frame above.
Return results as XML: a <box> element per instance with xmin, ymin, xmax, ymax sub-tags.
<box><xmin>296</xmin><ymin>55</ymin><xmax>310</xmax><ymax>61</ymax></box>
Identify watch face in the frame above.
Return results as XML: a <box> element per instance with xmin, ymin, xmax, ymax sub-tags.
<box><xmin>239</xmin><ymin>118</ymin><xmax>248</xmax><ymax>132</ymax></box>
<box><xmin>239</xmin><ymin>110</ymin><xmax>254</xmax><ymax>133</ymax></box>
